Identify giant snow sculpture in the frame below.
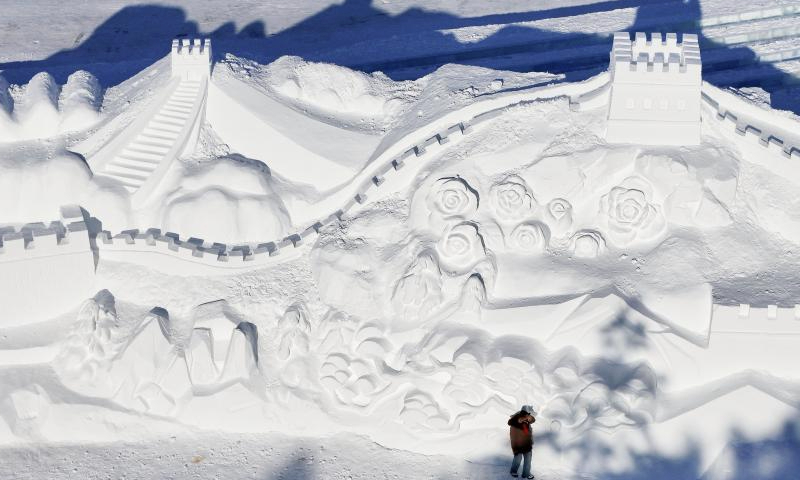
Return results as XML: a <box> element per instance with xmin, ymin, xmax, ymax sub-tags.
<box><xmin>606</xmin><ymin>32</ymin><xmax>701</xmax><ymax>145</ymax></box>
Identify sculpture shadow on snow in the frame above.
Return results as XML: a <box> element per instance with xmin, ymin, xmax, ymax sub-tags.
<box><xmin>0</xmin><ymin>0</ymin><xmax>797</xmax><ymax>112</ymax></box>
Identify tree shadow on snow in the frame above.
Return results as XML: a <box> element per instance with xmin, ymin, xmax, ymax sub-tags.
<box><xmin>0</xmin><ymin>1</ymin><xmax>798</xmax><ymax>113</ymax></box>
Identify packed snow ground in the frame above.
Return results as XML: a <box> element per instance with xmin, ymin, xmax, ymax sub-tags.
<box><xmin>2</xmin><ymin>1</ymin><xmax>800</xmax><ymax>480</ymax></box>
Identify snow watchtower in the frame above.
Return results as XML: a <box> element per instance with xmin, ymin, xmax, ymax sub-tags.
<box><xmin>170</xmin><ymin>38</ymin><xmax>212</xmax><ymax>81</ymax></box>
<box><xmin>606</xmin><ymin>32</ymin><xmax>701</xmax><ymax>145</ymax></box>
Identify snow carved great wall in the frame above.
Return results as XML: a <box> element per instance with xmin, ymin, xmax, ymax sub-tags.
<box><xmin>3</xmin><ymin>33</ymin><xmax>800</xmax><ymax>320</ymax></box>
<box><xmin>3</xmin><ymin>19</ymin><xmax>800</xmax><ymax>476</ymax></box>
<box><xmin>89</xmin><ymin>39</ymin><xmax>211</xmax><ymax>205</ymax></box>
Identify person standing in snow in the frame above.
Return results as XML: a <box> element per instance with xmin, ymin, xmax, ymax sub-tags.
<box><xmin>508</xmin><ymin>404</ymin><xmax>536</xmax><ymax>478</ymax></box>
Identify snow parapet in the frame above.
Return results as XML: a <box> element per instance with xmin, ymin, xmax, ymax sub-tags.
<box><xmin>606</xmin><ymin>32</ymin><xmax>701</xmax><ymax>145</ymax></box>
<box><xmin>96</xmin><ymin>222</ymin><xmax>324</xmax><ymax>272</ymax></box>
<box><xmin>702</xmin><ymin>84</ymin><xmax>800</xmax><ymax>160</ymax></box>
<box><xmin>171</xmin><ymin>38</ymin><xmax>211</xmax><ymax>81</ymax></box>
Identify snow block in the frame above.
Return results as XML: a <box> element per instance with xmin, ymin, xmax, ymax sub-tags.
<box><xmin>171</xmin><ymin>38</ymin><xmax>211</xmax><ymax>80</ymax></box>
<box><xmin>606</xmin><ymin>32</ymin><xmax>701</xmax><ymax>145</ymax></box>
<box><xmin>186</xmin><ymin>328</ymin><xmax>219</xmax><ymax>386</ymax></box>
<box><xmin>218</xmin><ymin>323</ymin><xmax>259</xmax><ymax>384</ymax></box>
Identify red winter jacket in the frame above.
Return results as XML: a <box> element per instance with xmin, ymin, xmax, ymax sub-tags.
<box><xmin>508</xmin><ymin>411</ymin><xmax>535</xmax><ymax>454</ymax></box>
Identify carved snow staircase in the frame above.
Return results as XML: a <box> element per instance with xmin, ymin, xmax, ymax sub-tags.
<box><xmin>90</xmin><ymin>39</ymin><xmax>211</xmax><ymax>206</ymax></box>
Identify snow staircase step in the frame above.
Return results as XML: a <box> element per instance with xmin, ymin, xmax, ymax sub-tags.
<box><xmin>126</xmin><ymin>143</ymin><xmax>170</xmax><ymax>155</ymax></box>
<box><xmin>141</xmin><ymin>128</ymin><xmax>179</xmax><ymax>140</ymax></box>
<box><xmin>113</xmin><ymin>157</ymin><xmax>162</xmax><ymax>171</ymax></box>
<box><xmin>119</xmin><ymin>149</ymin><xmax>164</xmax><ymax>163</ymax></box>
<box><xmin>147</xmin><ymin>121</ymin><xmax>183</xmax><ymax>133</ymax></box>
<box><xmin>136</xmin><ymin>135</ymin><xmax>174</xmax><ymax>147</ymax></box>
<box><xmin>103</xmin><ymin>165</ymin><xmax>150</xmax><ymax>183</ymax></box>
<box><xmin>97</xmin><ymin>78</ymin><xmax>205</xmax><ymax>197</ymax></box>
<box><xmin>153</xmin><ymin>114</ymin><xmax>186</xmax><ymax>126</ymax></box>
<box><xmin>158</xmin><ymin>109</ymin><xmax>190</xmax><ymax>120</ymax></box>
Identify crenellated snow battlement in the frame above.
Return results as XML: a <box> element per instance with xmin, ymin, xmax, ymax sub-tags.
<box><xmin>610</xmin><ymin>32</ymin><xmax>701</xmax><ymax>84</ymax></box>
<box><xmin>0</xmin><ymin>205</ymin><xmax>95</xmax><ymax>327</ymax></box>
<box><xmin>171</xmin><ymin>38</ymin><xmax>212</xmax><ymax>80</ymax></box>
<box><xmin>0</xmin><ymin>205</ymin><xmax>91</xmax><ymax>261</ymax></box>
<box><xmin>606</xmin><ymin>31</ymin><xmax>702</xmax><ymax>146</ymax></box>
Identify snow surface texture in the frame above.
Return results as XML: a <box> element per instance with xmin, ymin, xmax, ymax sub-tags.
<box><xmin>2</xmin><ymin>2</ymin><xmax>800</xmax><ymax>479</ymax></box>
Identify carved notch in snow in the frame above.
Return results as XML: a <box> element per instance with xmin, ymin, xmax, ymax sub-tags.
<box><xmin>606</xmin><ymin>32</ymin><xmax>701</xmax><ymax>146</ymax></box>
<box><xmin>171</xmin><ymin>38</ymin><xmax>212</xmax><ymax>80</ymax></box>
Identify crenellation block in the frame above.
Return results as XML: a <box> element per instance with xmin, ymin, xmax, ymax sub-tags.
<box><xmin>115</xmin><ymin>232</ymin><xmax>135</xmax><ymax>244</ymax></box>
<box><xmin>650</xmin><ymin>32</ymin><xmax>663</xmax><ymax>45</ymax></box>
<box><xmin>166</xmin><ymin>237</ymin><xmax>180</xmax><ymax>252</ymax></box>
<box><xmin>60</xmin><ymin>205</ymin><xmax>84</xmax><ymax>222</ymax></box>
<box><xmin>253</xmin><ymin>242</ymin><xmax>273</xmax><ymax>254</ymax></box>
<box><xmin>287</xmin><ymin>234</ymin><xmax>303</xmax><ymax>247</ymax></box>
<box><xmin>1</xmin><ymin>233</ymin><xmax>27</xmax><ymax>255</ymax></box>
<box><xmin>767</xmin><ymin>304</ymin><xmax>778</xmax><ymax>320</ymax></box>
<box><xmin>738</xmin><ymin>303</ymin><xmax>750</xmax><ymax>317</ymax></box>
<box><xmin>666</xmin><ymin>32</ymin><xmax>678</xmax><ymax>49</ymax></box>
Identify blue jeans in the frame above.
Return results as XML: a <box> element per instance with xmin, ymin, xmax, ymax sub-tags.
<box><xmin>510</xmin><ymin>451</ymin><xmax>532</xmax><ymax>477</ymax></box>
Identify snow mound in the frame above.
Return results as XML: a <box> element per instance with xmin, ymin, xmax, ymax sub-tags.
<box><xmin>0</xmin><ymin>145</ymin><xmax>130</xmax><ymax>227</ymax></box>
<box><xmin>269</xmin><ymin>56</ymin><xmax>417</xmax><ymax>124</ymax></box>
<box><xmin>161</xmin><ymin>156</ymin><xmax>290</xmax><ymax>243</ymax></box>
<box><xmin>0</xmin><ymin>71</ymin><xmax>102</xmax><ymax>142</ymax></box>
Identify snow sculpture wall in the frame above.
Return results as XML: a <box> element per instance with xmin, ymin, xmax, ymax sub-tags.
<box><xmin>606</xmin><ymin>32</ymin><xmax>701</xmax><ymax>145</ymax></box>
<box><xmin>0</xmin><ymin>205</ymin><xmax>95</xmax><ymax>326</ymax></box>
<box><xmin>171</xmin><ymin>38</ymin><xmax>211</xmax><ymax>80</ymax></box>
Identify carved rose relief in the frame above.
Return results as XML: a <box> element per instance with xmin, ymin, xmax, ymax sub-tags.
<box><xmin>436</xmin><ymin>223</ymin><xmax>486</xmax><ymax>274</ymax></box>
<box><xmin>600</xmin><ymin>176</ymin><xmax>665</xmax><ymax>246</ymax></box>
<box><xmin>490</xmin><ymin>176</ymin><xmax>535</xmax><ymax>221</ymax></box>
<box><xmin>427</xmin><ymin>177</ymin><xmax>478</xmax><ymax>218</ymax></box>
<box><xmin>509</xmin><ymin>222</ymin><xmax>549</xmax><ymax>253</ymax></box>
